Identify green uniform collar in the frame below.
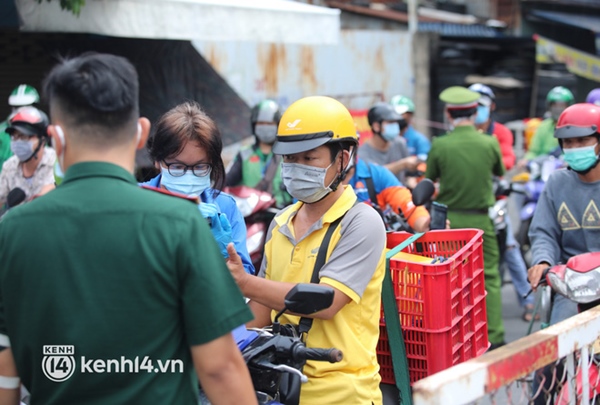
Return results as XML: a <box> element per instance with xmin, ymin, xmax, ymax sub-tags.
<box><xmin>449</xmin><ymin>125</ymin><xmax>478</xmax><ymax>135</ymax></box>
<box><xmin>62</xmin><ymin>162</ymin><xmax>137</xmax><ymax>185</ymax></box>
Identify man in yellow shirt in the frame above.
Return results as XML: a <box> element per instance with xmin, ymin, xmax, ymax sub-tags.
<box><xmin>227</xmin><ymin>96</ymin><xmax>387</xmax><ymax>405</ymax></box>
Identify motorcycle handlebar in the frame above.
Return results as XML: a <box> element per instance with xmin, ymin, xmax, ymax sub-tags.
<box><xmin>294</xmin><ymin>345</ymin><xmax>343</xmax><ymax>363</ymax></box>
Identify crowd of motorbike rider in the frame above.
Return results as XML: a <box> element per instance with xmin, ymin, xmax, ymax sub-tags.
<box><xmin>0</xmin><ymin>51</ymin><xmax>599</xmax><ymax>404</ymax></box>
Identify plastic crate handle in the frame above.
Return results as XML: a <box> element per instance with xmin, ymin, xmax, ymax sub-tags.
<box><xmin>383</xmin><ymin>232</ymin><xmax>424</xmax><ymax>405</ymax></box>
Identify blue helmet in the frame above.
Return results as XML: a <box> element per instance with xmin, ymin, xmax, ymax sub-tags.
<box><xmin>468</xmin><ymin>83</ymin><xmax>495</xmax><ymax>102</ymax></box>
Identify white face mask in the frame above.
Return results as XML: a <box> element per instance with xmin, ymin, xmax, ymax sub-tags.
<box><xmin>254</xmin><ymin>124</ymin><xmax>278</xmax><ymax>144</ymax></box>
<box><xmin>52</xmin><ymin>126</ymin><xmax>67</xmax><ymax>172</ymax></box>
<box><xmin>160</xmin><ymin>167</ymin><xmax>212</xmax><ymax>197</ymax></box>
<box><xmin>281</xmin><ymin>161</ymin><xmax>336</xmax><ymax>204</ymax></box>
<box><xmin>10</xmin><ymin>139</ymin><xmax>35</xmax><ymax>162</ymax></box>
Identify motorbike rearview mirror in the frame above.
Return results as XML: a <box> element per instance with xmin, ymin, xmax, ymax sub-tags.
<box><xmin>412</xmin><ymin>178</ymin><xmax>435</xmax><ymax>206</ymax></box>
<box><xmin>7</xmin><ymin>187</ymin><xmax>26</xmax><ymax>208</ymax></box>
<box><xmin>272</xmin><ymin>284</ymin><xmax>334</xmax><ymax>332</ymax></box>
<box><xmin>283</xmin><ymin>284</ymin><xmax>334</xmax><ymax>315</ymax></box>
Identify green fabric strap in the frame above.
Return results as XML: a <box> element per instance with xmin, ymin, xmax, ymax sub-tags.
<box><xmin>383</xmin><ymin>232</ymin><xmax>424</xmax><ymax>405</ymax></box>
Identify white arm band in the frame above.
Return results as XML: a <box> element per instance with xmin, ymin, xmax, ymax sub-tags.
<box><xmin>0</xmin><ymin>334</ymin><xmax>10</xmax><ymax>348</ymax></box>
<box><xmin>0</xmin><ymin>376</ymin><xmax>19</xmax><ymax>389</ymax></box>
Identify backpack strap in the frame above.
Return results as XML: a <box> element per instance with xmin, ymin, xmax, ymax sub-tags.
<box><xmin>297</xmin><ymin>203</ymin><xmax>356</xmax><ymax>335</ymax></box>
<box><xmin>364</xmin><ymin>163</ymin><xmax>385</xmax><ymax>219</ymax></box>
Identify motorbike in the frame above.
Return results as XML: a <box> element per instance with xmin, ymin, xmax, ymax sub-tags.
<box><xmin>225</xmin><ymin>186</ymin><xmax>279</xmax><ymax>273</ymax></box>
<box><xmin>515</xmin><ymin>153</ymin><xmax>565</xmax><ymax>267</ymax></box>
<box><xmin>532</xmin><ymin>252</ymin><xmax>600</xmax><ymax>404</ymax></box>
<box><xmin>490</xmin><ymin>178</ymin><xmax>511</xmax><ymax>255</ymax></box>
<box><xmin>202</xmin><ymin>284</ymin><xmax>343</xmax><ymax>405</ymax></box>
<box><xmin>383</xmin><ymin>178</ymin><xmax>444</xmax><ymax>232</ymax></box>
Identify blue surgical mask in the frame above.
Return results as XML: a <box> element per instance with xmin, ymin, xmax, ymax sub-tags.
<box><xmin>381</xmin><ymin>122</ymin><xmax>400</xmax><ymax>141</ymax></box>
<box><xmin>160</xmin><ymin>167</ymin><xmax>211</xmax><ymax>197</ymax></box>
<box><xmin>475</xmin><ymin>105</ymin><xmax>490</xmax><ymax>125</ymax></box>
<box><xmin>563</xmin><ymin>143</ymin><xmax>599</xmax><ymax>173</ymax></box>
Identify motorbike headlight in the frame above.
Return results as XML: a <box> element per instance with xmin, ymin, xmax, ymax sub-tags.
<box><xmin>547</xmin><ymin>272</ymin><xmax>569</xmax><ymax>298</ymax></box>
<box><xmin>246</xmin><ymin>230</ymin><xmax>265</xmax><ymax>255</ymax></box>
<box><xmin>564</xmin><ymin>267</ymin><xmax>600</xmax><ymax>304</ymax></box>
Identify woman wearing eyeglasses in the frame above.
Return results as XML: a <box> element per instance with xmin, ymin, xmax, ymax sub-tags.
<box><xmin>142</xmin><ymin>101</ymin><xmax>254</xmax><ymax>275</ymax></box>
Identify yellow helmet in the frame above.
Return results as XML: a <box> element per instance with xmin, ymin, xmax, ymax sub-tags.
<box><xmin>273</xmin><ymin>96</ymin><xmax>358</xmax><ymax>155</ymax></box>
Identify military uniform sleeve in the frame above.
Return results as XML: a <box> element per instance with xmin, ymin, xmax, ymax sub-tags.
<box><xmin>319</xmin><ymin>203</ymin><xmax>386</xmax><ymax>302</ymax></box>
<box><xmin>425</xmin><ymin>139</ymin><xmax>440</xmax><ymax>181</ymax></box>
<box><xmin>225</xmin><ymin>152</ymin><xmax>243</xmax><ymax>187</ymax></box>
<box><xmin>529</xmin><ymin>174</ymin><xmax>561</xmax><ymax>267</ymax></box>
<box><xmin>178</xmin><ymin>211</ymin><xmax>253</xmax><ymax>346</ymax></box>
<box><xmin>491</xmin><ymin>137</ymin><xmax>506</xmax><ymax>177</ymax></box>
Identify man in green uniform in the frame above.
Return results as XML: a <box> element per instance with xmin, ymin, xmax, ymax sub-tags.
<box><xmin>226</xmin><ymin>99</ymin><xmax>291</xmax><ymax>207</ymax></box>
<box><xmin>0</xmin><ymin>53</ymin><xmax>256</xmax><ymax>404</ymax></box>
<box><xmin>426</xmin><ymin>86</ymin><xmax>506</xmax><ymax>349</ymax></box>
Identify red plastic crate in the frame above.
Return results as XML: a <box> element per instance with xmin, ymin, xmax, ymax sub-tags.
<box><xmin>378</xmin><ymin>229</ymin><xmax>488</xmax><ymax>385</ymax></box>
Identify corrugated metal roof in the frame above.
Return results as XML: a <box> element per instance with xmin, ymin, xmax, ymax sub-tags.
<box><xmin>418</xmin><ymin>23</ymin><xmax>503</xmax><ymax>37</ymax></box>
<box><xmin>529</xmin><ymin>10</ymin><xmax>600</xmax><ymax>33</ymax></box>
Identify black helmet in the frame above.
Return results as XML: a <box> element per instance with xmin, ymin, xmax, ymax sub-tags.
<box><xmin>6</xmin><ymin>106</ymin><xmax>49</xmax><ymax>138</ymax></box>
<box><xmin>367</xmin><ymin>102</ymin><xmax>402</xmax><ymax>127</ymax></box>
<box><xmin>250</xmin><ymin>99</ymin><xmax>282</xmax><ymax>133</ymax></box>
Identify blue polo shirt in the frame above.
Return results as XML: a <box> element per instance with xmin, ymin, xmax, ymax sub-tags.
<box><xmin>404</xmin><ymin>125</ymin><xmax>431</xmax><ymax>161</ymax></box>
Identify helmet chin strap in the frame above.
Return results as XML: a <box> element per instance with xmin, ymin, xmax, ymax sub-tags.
<box><xmin>329</xmin><ymin>146</ymin><xmax>356</xmax><ymax>192</ymax></box>
<box><xmin>21</xmin><ymin>136</ymin><xmax>44</xmax><ymax>164</ymax></box>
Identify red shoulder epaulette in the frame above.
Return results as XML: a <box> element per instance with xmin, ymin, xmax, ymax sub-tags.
<box><xmin>141</xmin><ymin>185</ymin><xmax>200</xmax><ymax>204</ymax></box>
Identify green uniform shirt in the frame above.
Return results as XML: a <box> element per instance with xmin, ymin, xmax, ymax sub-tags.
<box><xmin>524</xmin><ymin>118</ymin><xmax>559</xmax><ymax>160</ymax></box>
<box><xmin>0</xmin><ymin>162</ymin><xmax>252</xmax><ymax>405</ymax></box>
<box><xmin>0</xmin><ymin>121</ymin><xmax>12</xmax><ymax>171</ymax></box>
<box><xmin>425</xmin><ymin>125</ymin><xmax>505</xmax><ymax>210</ymax></box>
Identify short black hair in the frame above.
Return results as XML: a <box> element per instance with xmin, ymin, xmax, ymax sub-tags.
<box><xmin>326</xmin><ymin>140</ymin><xmax>356</xmax><ymax>162</ymax></box>
<box><xmin>447</xmin><ymin>107</ymin><xmax>477</xmax><ymax>120</ymax></box>
<box><xmin>43</xmin><ymin>52</ymin><xmax>139</xmax><ymax>143</ymax></box>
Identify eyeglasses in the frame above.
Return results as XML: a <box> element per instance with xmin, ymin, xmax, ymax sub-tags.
<box><xmin>162</xmin><ymin>161</ymin><xmax>212</xmax><ymax>177</ymax></box>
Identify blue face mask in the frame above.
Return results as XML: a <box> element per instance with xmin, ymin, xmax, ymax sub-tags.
<box><xmin>381</xmin><ymin>122</ymin><xmax>400</xmax><ymax>141</ymax></box>
<box><xmin>563</xmin><ymin>143</ymin><xmax>599</xmax><ymax>173</ymax></box>
<box><xmin>160</xmin><ymin>167</ymin><xmax>211</xmax><ymax>197</ymax></box>
<box><xmin>475</xmin><ymin>105</ymin><xmax>490</xmax><ymax>125</ymax></box>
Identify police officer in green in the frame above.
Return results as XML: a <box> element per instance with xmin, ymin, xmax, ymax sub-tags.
<box><xmin>426</xmin><ymin>86</ymin><xmax>506</xmax><ymax>349</ymax></box>
<box><xmin>226</xmin><ymin>99</ymin><xmax>291</xmax><ymax>207</ymax></box>
<box><xmin>0</xmin><ymin>53</ymin><xmax>256</xmax><ymax>404</ymax></box>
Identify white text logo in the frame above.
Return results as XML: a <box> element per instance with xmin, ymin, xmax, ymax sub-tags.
<box><xmin>42</xmin><ymin>345</ymin><xmax>76</xmax><ymax>382</ymax></box>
